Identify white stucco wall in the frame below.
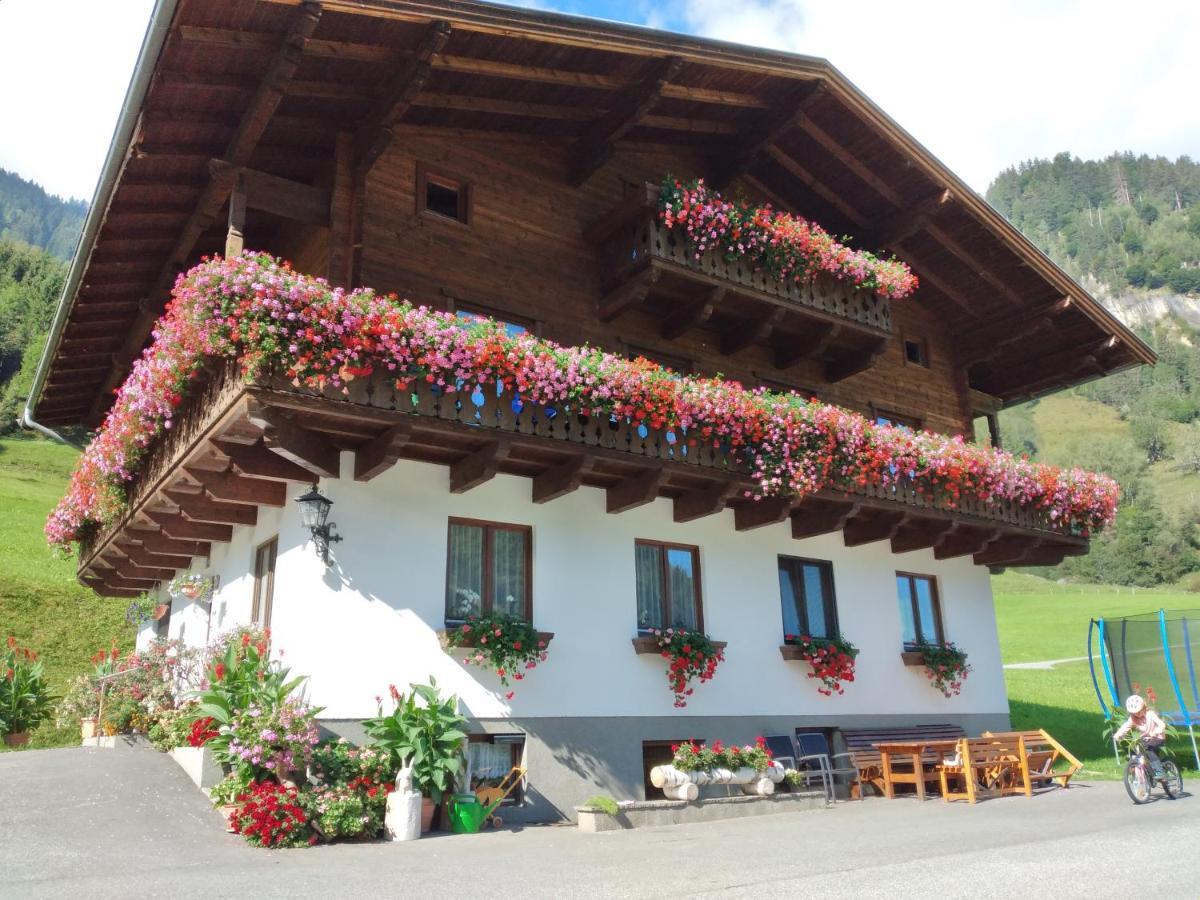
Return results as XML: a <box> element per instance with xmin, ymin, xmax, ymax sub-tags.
<box><xmin>160</xmin><ymin>452</ymin><xmax>1009</xmax><ymax>723</ymax></box>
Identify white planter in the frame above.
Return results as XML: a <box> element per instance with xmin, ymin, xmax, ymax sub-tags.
<box><xmin>169</xmin><ymin>745</ymin><xmax>226</xmax><ymax>790</ymax></box>
<box><xmin>649</xmin><ymin>761</ymin><xmax>785</xmax><ymax>800</ymax></box>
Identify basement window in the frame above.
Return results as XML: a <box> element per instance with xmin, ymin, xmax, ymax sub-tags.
<box><xmin>417</xmin><ymin>165</ymin><xmax>471</xmax><ymax>225</ymax></box>
<box><xmin>468</xmin><ymin>734</ymin><xmax>526</xmax><ymax>806</ymax></box>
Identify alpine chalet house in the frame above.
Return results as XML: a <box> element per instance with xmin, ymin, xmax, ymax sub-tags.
<box><xmin>30</xmin><ymin>0</ymin><xmax>1153</xmax><ymax>820</ymax></box>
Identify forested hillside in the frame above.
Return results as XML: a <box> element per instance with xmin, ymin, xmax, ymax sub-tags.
<box><xmin>0</xmin><ymin>168</ymin><xmax>86</xmax><ymax>260</ymax></box>
<box><xmin>0</xmin><ymin>242</ymin><xmax>66</xmax><ymax>431</ymax></box>
<box><xmin>987</xmin><ymin>153</ymin><xmax>1200</xmax><ymax>295</ymax></box>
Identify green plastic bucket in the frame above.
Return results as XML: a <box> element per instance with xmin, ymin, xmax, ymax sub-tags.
<box><xmin>449</xmin><ymin>795</ymin><xmax>486</xmax><ymax>834</ymax></box>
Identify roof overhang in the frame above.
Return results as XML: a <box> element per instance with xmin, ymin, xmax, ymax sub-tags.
<box><xmin>29</xmin><ymin>0</ymin><xmax>1155</xmax><ymax>428</ymax></box>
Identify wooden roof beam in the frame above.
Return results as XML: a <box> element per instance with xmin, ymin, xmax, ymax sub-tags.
<box><xmin>165</xmin><ymin>490</ymin><xmax>258</xmax><ymax>527</ymax></box>
<box><xmin>144</xmin><ymin>510</ymin><xmax>234</xmax><ymax>542</ymax></box>
<box><xmin>868</xmin><ymin>189</ymin><xmax>954</xmax><ymax>248</ymax></box>
<box><xmin>921</xmin><ymin>225</ymin><xmax>1025</xmax><ymax>307</ymax></box>
<box><xmin>116</xmin><ymin>542</ymin><xmax>192</xmax><ymax>572</ymax></box>
<box><xmin>714</xmin><ymin>84</ymin><xmax>824</xmax><ymax>188</ymax></box>
<box><xmin>246</xmin><ymin>404</ymin><xmax>341</xmax><ymax>479</ymax></box>
<box><xmin>86</xmin><ymin>2</ymin><xmax>323</xmax><ymax>426</ymax></box>
<box><xmin>184</xmin><ymin>467</ymin><xmax>287</xmax><ymax>507</ymax></box>
<box><xmin>216</xmin><ymin>441</ymin><xmax>316</xmax><ymax>482</ymax></box>
<box><xmin>569</xmin><ymin>55</ymin><xmax>683</xmax><ymax>186</ymax></box>
<box><xmin>890</xmin><ymin>519</ymin><xmax>955</xmax><ymax>555</ymax></box>
<box><xmin>126</xmin><ymin>528</ymin><xmax>211</xmax><ymax>559</ymax></box>
<box><xmin>356</xmin><ymin>20</ymin><xmax>453</xmax><ymax>178</ymax></box>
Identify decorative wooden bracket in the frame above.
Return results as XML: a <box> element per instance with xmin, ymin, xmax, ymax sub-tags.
<box><xmin>598</xmin><ymin>266</ymin><xmax>660</xmax><ymax>322</ymax></box>
<box><xmin>673</xmin><ymin>481</ymin><xmax>740</xmax><ymax>523</ymax></box>
<box><xmin>354</xmin><ymin>422</ymin><xmax>414</xmax><ymax>482</ymax></box>
<box><xmin>843</xmin><ymin>510</ymin><xmax>909</xmax><ymax>547</ymax></box>
<box><xmin>145</xmin><ymin>510</ymin><xmax>234</xmax><ymax>543</ymax></box>
<box><xmin>606</xmin><ymin>465</ymin><xmax>667</xmax><ymax>514</ymax></box>
<box><xmin>532</xmin><ymin>454</ymin><xmax>595</xmax><ymax>504</ymax></box>
<box><xmin>661</xmin><ymin>286</ymin><xmax>724</xmax><ymax>340</ymax></box>
<box><xmin>733</xmin><ymin>496</ymin><xmax>793</xmax><ymax>531</ymax></box>
<box><xmin>183</xmin><ymin>466</ymin><xmax>287</xmax><ymax>507</ymax></box>
<box><xmin>165</xmin><ymin>490</ymin><xmax>258</xmax><ymax>527</ymax></box>
<box><xmin>246</xmin><ymin>402</ymin><xmax>341</xmax><ymax>478</ymax></box>
<box><xmin>791</xmin><ymin>500</ymin><xmax>860</xmax><ymax>540</ymax></box>
<box><xmin>449</xmin><ymin>437</ymin><xmax>513</xmax><ymax>493</ymax></box>
<box><xmin>825</xmin><ymin>338</ymin><xmax>888</xmax><ymax>383</ymax></box>
<box><xmin>712</xmin><ymin>83</ymin><xmax>824</xmax><ymax>187</ymax></box>
<box><xmin>720</xmin><ymin>307</ymin><xmax>787</xmax><ymax>356</ymax></box>
<box><xmin>775</xmin><ymin>322</ymin><xmax>840</xmax><ymax>370</ymax></box>
<box><xmin>890</xmin><ymin>519</ymin><xmax>954</xmax><ymax>555</ymax></box>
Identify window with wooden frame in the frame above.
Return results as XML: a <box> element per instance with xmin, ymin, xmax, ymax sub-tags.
<box><xmin>895</xmin><ymin>572</ymin><xmax>943</xmax><ymax>649</ymax></box>
<box><xmin>467</xmin><ymin>734</ymin><xmax>526</xmax><ymax>805</ymax></box>
<box><xmin>872</xmin><ymin>405</ymin><xmax>922</xmax><ymax>432</ymax></box>
<box><xmin>251</xmin><ymin>537</ymin><xmax>277</xmax><ymax>630</ymax></box>
<box><xmin>445</xmin><ymin>518</ymin><xmax>532</xmax><ymax>624</ymax></box>
<box><xmin>453</xmin><ymin>302</ymin><xmax>535</xmax><ymax>339</ymax></box>
<box><xmin>417</xmin><ymin>164</ymin><xmax>471</xmax><ymax>225</ymax></box>
<box><xmin>903</xmin><ymin>336</ymin><xmax>930</xmax><ymax>368</ymax></box>
<box><xmin>778</xmin><ymin>556</ymin><xmax>839</xmax><ymax>641</ymax></box>
<box><xmin>626</xmin><ymin>345</ymin><xmax>693</xmax><ymax>375</ymax></box>
<box><xmin>634</xmin><ymin>540</ymin><xmax>702</xmax><ymax>633</ymax></box>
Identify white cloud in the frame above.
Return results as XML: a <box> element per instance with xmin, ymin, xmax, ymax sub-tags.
<box><xmin>673</xmin><ymin>0</ymin><xmax>1200</xmax><ymax>192</ymax></box>
<box><xmin>0</xmin><ymin>0</ymin><xmax>155</xmax><ymax>201</ymax></box>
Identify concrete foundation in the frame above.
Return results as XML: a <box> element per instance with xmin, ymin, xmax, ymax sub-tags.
<box><xmin>576</xmin><ymin>789</ymin><xmax>828</xmax><ymax>832</ymax></box>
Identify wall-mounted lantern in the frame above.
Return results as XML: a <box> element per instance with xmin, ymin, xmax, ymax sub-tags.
<box><xmin>295</xmin><ymin>483</ymin><xmax>342</xmax><ymax>565</ymax></box>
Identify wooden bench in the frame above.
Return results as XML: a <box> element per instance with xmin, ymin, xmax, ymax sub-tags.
<box><xmin>938</xmin><ymin>736</ymin><xmax>1032</xmax><ymax>804</ymax></box>
<box><xmin>982</xmin><ymin>728</ymin><xmax>1082</xmax><ymax>789</ymax></box>
<box><xmin>840</xmin><ymin>724</ymin><xmax>966</xmax><ymax>797</ymax></box>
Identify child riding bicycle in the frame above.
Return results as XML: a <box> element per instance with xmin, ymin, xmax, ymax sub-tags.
<box><xmin>1113</xmin><ymin>693</ymin><xmax>1168</xmax><ymax>775</ymax></box>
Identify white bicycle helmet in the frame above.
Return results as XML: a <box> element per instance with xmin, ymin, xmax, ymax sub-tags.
<box><xmin>1125</xmin><ymin>694</ymin><xmax>1146</xmax><ymax>715</ymax></box>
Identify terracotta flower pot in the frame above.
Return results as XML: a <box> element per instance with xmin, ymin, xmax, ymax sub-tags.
<box><xmin>80</xmin><ymin>717</ymin><xmax>100</xmax><ymax>741</ymax></box>
<box><xmin>181</xmin><ymin>583</ymin><xmax>204</xmax><ymax>600</ymax></box>
<box><xmin>3</xmin><ymin>731</ymin><xmax>30</xmax><ymax>747</ymax></box>
<box><xmin>152</xmin><ymin>604</ymin><xmax>170</xmax><ymax>621</ymax></box>
<box><xmin>420</xmin><ymin>796</ymin><xmax>436</xmax><ymax>833</ymax></box>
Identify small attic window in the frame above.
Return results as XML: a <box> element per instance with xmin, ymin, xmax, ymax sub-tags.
<box><xmin>417</xmin><ymin>164</ymin><xmax>471</xmax><ymax>225</ymax></box>
<box><xmin>903</xmin><ymin>337</ymin><xmax>929</xmax><ymax>368</ymax></box>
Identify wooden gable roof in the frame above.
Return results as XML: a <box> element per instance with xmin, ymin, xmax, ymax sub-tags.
<box><xmin>32</xmin><ymin>0</ymin><xmax>1155</xmax><ymax>428</ymax></box>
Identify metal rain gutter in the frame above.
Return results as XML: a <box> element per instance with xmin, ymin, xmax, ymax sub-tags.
<box><xmin>20</xmin><ymin>0</ymin><xmax>180</xmax><ymax>446</ymax></box>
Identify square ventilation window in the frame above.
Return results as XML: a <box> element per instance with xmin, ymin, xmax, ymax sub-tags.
<box><xmin>418</xmin><ymin>166</ymin><xmax>471</xmax><ymax>225</ymax></box>
<box><xmin>903</xmin><ymin>338</ymin><xmax>929</xmax><ymax>367</ymax></box>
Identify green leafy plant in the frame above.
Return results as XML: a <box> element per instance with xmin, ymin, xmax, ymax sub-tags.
<box><xmin>443</xmin><ymin>612</ymin><xmax>550</xmax><ymax>695</ymax></box>
<box><xmin>913</xmin><ymin>641</ymin><xmax>971</xmax><ymax>697</ymax></box>
<box><xmin>1101</xmin><ymin>684</ymin><xmax>1179</xmax><ymax>759</ymax></box>
<box><xmin>582</xmin><ymin>795</ymin><xmax>619</xmax><ymax>816</ymax></box>
<box><xmin>56</xmin><ymin>674</ymin><xmax>101</xmax><ymax>728</ymax></box>
<box><xmin>210</xmin><ymin>768</ymin><xmax>254</xmax><ymax>807</ymax></box>
<box><xmin>1</xmin><ymin>636</ymin><xmax>56</xmax><ymax>737</ymax></box>
<box><xmin>310</xmin><ymin>738</ymin><xmax>393</xmax><ymax>788</ymax></box>
<box><xmin>363</xmin><ymin>678</ymin><xmax>467</xmax><ymax>805</ymax></box>
<box><xmin>302</xmin><ymin>780</ymin><xmax>391</xmax><ymax>841</ymax></box>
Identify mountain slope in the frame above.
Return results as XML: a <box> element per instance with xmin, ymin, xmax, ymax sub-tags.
<box><xmin>0</xmin><ymin>168</ymin><xmax>86</xmax><ymax>260</ymax></box>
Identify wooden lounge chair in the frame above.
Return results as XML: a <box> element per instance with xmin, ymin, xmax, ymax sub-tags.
<box><xmin>981</xmin><ymin>728</ymin><xmax>1082</xmax><ymax>789</ymax></box>
<box><xmin>938</xmin><ymin>736</ymin><xmax>1032</xmax><ymax>804</ymax></box>
<box><xmin>840</xmin><ymin>724</ymin><xmax>966</xmax><ymax>797</ymax></box>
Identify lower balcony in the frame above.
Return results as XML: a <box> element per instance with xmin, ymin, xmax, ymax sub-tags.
<box><xmin>78</xmin><ymin>360</ymin><xmax>1086</xmax><ymax>597</ymax></box>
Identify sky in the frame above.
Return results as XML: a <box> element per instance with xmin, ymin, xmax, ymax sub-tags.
<box><xmin>0</xmin><ymin>0</ymin><xmax>1196</xmax><ymax>203</ymax></box>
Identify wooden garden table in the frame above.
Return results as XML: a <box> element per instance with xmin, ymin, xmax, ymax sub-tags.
<box><xmin>874</xmin><ymin>739</ymin><xmax>962</xmax><ymax>800</ymax></box>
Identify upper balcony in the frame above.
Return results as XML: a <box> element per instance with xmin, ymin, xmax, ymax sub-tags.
<box><xmin>587</xmin><ymin>184</ymin><xmax>893</xmax><ymax>380</ymax></box>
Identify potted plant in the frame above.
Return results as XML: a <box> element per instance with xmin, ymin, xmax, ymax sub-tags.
<box><xmin>363</xmin><ymin>678</ymin><xmax>467</xmax><ymax>832</ymax></box>
<box><xmin>634</xmin><ymin>628</ymin><xmax>725</xmax><ymax>708</ymax></box>
<box><xmin>57</xmin><ymin>674</ymin><xmax>103</xmax><ymax>742</ymax></box>
<box><xmin>169</xmin><ymin>573</ymin><xmax>214</xmax><ymax>602</ymax></box>
<box><xmin>441</xmin><ymin>612</ymin><xmax>552</xmax><ymax>698</ymax></box>
<box><xmin>1</xmin><ymin>636</ymin><xmax>56</xmax><ymax>746</ymax></box>
<box><xmin>906</xmin><ymin>641</ymin><xmax>971</xmax><ymax>697</ymax></box>
<box><xmin>781</xmin><ymin>633</ymin><xmax>858</xmax><ymax>696</ymax></box>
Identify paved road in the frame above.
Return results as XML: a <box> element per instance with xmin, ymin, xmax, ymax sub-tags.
<box><xmin>2</xmin><ymin>745</ymin><xmax>1198</xmax><ymax>899</ymax></box>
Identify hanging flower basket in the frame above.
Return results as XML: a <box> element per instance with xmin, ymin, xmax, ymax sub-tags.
<box><xmin>169</xmin><ymin>574</ymin><xmax>214</xmax><ymax>603</ymax></box>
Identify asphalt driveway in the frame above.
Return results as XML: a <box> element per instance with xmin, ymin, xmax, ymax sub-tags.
<box><xmin>2</xmin><ymin>744</ymin><xmax>1197</xmax><ymax>899</ymax></box>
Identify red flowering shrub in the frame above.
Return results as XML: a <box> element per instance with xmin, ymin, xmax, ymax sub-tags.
<box><xmin>46</xmin><ymin>253</ymin><xmax>1119</xmax><ymax>553</ymax></box>
<box><xmin>444</xmin><ymin>612</ymin><xmax>549</xmax><ymax>698</ymax></box>
<box><xmin>660</xmin><ymin>177</ymin><xmax>919</xmax><ymax>300</ymax></box>
<box><xmin>671</xmin><ymin>736</ymin><xmax>773</xmax><ymax>772</ymax></box>
<box><xmin>651</xmin><ymin>628</ymin><xmax>724</xmax><ymax>708</ymax></box>
<box><xmin>786</xmin><ymin>634</ymin><xmax>858</xmax><ymax>696</ymax></box>
<box><xmin>230</xmin><ymin>781</ymin><xmax>315</xmax><ymax>848</ymax></box>
<box><xmin>187</xmin><ymin>715</ymin><xmax>218</xmax><ymax>747</ymax></box>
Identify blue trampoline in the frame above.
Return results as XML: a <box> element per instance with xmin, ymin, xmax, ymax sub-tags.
<box><xmin>1088</xmin><ymin>609</ymin><xmax>1200</xmax><ymax>768</ymax></box>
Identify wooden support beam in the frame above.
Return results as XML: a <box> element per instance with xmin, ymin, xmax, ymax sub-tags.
<box><xmin>354</xmin><ymin>423</ymin><xmax>414</xmax><ymax>481</ymax></box>
<box><xmin>598</xmin><ymin>267</ymin><xmax>659</xmax><ymax>322</ymax></box>
<box><xmin>661</xmin><ymin>287</ymin><xmax>724</xmax><ymax>340</ymax></box>
<box><xmin>673</xmin><ymin>481</ymin><xmax>740</xmax><ymax>523</ymax></box>
<box><xmin>145</xmin><ymin>511</ymin><xmax>233</xmax><ymax>542</ymax></box>
<box><xmin>734</xmin><ymin>496</ymin><xmax>794</xmax><ymax>531</ymax></box>
<box><xmin>720</xmin><ymin>307</ymin><xmax>787</xmax><ymax>356</ymax></box>
<box><xmin>775</xmin><ymin>322</ymin><xmax>840</xmax><ymax>369</ymax></box>
<box><xmin>246</xmin><ymin>403</ymin><xmax>341</xmax><ymax>478</ymax></box>
<box><xmin>116</xmin><ymin>542</ymin><xmax>192</xmax><ymax>572</ymax></box>
<box><xmin>974</xmin><ymin>537</ymin><xmax>1041</xmax><ymax>566</ymax></box>
<box><xmin>959</xmin><ymin>298</ymin><xmax>1072</xmax><ymax>348</ymax></box>
<box><xmin>532</xmin><ymin>455</ymin><xmax>595</xmax><ymax>504</ymax></box>
<box><xmin>449</xmin><ymin>437</ymin><xmax>513</xmax><ymax>493</ymax></box>
<box><xmin>762</xmin><ymin>144</ymin><xmax>866</xmax><ymax>228</ymax></box>
<box><xmin>357</xmin><ymin>20</ymin><xmax>452</xmax><ymax>177</ymax></box>
<box><xmin>127</xmin><ymin>529</ymin><xmax>211</xmax><ymax>559</ymax></box>
<box><xmin>960</xmin><ymin>315</ymin><xmax>1057</xmax><ymax>367</ymax></box>
<box><xmin>328</xmin><ymin>132</ymin><xmax>355</xmax><ymax>286</ymax></box>
<box><xmin>982</xmin><ymin>338</ymin><xmax>1116</xmax><ymax>396</ymax></box>
<box><xmin>791</xmin><ymin>500</ymin><xmax>859</xmax><ymax>540</ymax></box>
<box><xmin>165</xmin><ymin>490</ymin><xmax>258</xmax><ymax>527</ymax></box>
<box><xmin>217</xmin><ymin>441</ymin><xmax>314</xmax><ymax>481</ymax></box>
<box><xmin>890</xmin><ymin>519</ymin><xmax>955</xmax><ymax>555</ymax></box>
<box><xmin>868</xmin><ymin>189</ymin><xmax>953</xmax><ymax>247</ymax></box>
<box><xmin>606</xmin><ymin>465</ymin><xmax>667</xmax><ymax>514</ymax></box>
<box><xmin>987</xmin><ymin>542</ymin><xmax>1086</xmax><ymax>568</ymax></box>
<box><xmin>81</xmin><ymin>578</ymin><xmax>143</xmax><ymax>599</ymax></box>
<box><xmin>92</xmin><ymin>571</ymin><xmax>159</xmax><ymax>592</ymax></box>
<box><xmin>569</xmin><ymin>56</ymin><xmax>683</xmax><ymax>185</ymax></box>
<box><xmin>185</xmin><ymin>467</ymin><xmax>287</xmax><ymax>506</ymax></box>
<box><xmin>923</xmin><ymin>225</ymin><xmax>1025</xmax><ymax>306</ymax></box>
<box><xmin>713</xmin><ymin>84</ymin><xmax>823</xmax><ymax>187</ymax></box>
<box><xmin>843</xmin><ymin>511</ymin><xmax>908</xmax><ymax>547</ymax></box>
<box><xmin>86</xmin><ymin>2</ymin><xmax>323</xmax><ymax>426</ymax></box>
<box><xmin>825</xmin><ymin>338</ymin><xmax>888</xmax><ymax>383</ymax></box>
<box><xmin>934</xmin><ymin>527</ymin><xmax>999</xmax><ymax>560</ymax></box>
<box><xmin>225</xmin><ymin>173</ymin><xmax>246</xmax><ymax>258</ymax></box>
<box><xmin>237</xmin><ymin>166</ymin><xmax>331</xmax><ymax>226</ymax></box>
<box><xmin>101</xmin><ymin>553</ymin><xmax>175</xmax><ymax>582</ymax></box>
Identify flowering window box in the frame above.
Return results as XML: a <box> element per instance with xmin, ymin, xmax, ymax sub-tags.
<box><xmin>632</xmin><ymin>635</ymin><xmax>726</xmax><ymax>655</ymax></box>
<box><xmin>900</xmin><ymin>651</ymin><xmax>925</xmax><ymax>667</ymax></box>
<box><xmin>438</xmin><ymin>629</ymin><xmax>554</xmax><ymax>650</ymax></box>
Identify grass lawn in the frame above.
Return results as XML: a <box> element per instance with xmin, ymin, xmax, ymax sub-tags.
<box><xmin>993</xmin><ymin>570</ymin><xmax>1200</xmax><ymax>778</ymax></box>
<box><xmin>0</xmin><ymin>435</ymin><xmax>134</xmax><ymax>750</ymax></box>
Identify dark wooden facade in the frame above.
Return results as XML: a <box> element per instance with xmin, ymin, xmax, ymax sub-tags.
<box><xmin>30</xmin><ymin>0</ymin><xmax>1153</xmax><ymax>595</ymax></box>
